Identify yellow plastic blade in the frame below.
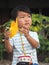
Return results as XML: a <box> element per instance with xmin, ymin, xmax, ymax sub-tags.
<box><xmin>9</xmin><ymin>19</ymin><xmax>18</xmax><ymax>38</ymax></box>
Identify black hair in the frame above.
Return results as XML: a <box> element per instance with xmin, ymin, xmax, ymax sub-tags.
<box><xmin>11</xmin><ymin>5</ymin><xmax>31</xmax><ymax>20</ymax></box>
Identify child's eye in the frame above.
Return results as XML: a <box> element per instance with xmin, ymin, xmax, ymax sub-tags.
<box><xmin>28</xmin><ymin>16</ymin><xmax>31</xmax><ymax>18</ymax></box>
<box><xmin>20</xmin><ymin>16</ymin><xmax>24</xmax><ymax>18</ymax></box>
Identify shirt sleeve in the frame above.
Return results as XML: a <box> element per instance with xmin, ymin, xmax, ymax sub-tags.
<box><xmin>29</xmin><ymin>31</ymin><xmax>40</xmax><ymax>48</ymax></box>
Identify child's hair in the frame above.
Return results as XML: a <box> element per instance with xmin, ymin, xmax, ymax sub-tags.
<box><xmin>11</xmin><ymin>5</ymin><xmax>32</xmax><ymax>20</ymax></box>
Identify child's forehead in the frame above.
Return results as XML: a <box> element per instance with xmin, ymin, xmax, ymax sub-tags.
<box><xmin>17</xmin><ymin>11</ymin><xmax>31</xmax><ymax>16</ymax></box>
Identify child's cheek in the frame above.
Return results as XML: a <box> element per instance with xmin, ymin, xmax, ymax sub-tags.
<box><xmin>18</xmin><ymin>22</ymin><xmax>23</xmax><ymax>28</ymax></box>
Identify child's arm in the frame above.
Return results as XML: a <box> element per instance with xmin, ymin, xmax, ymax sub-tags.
<box><xmin>4</xmin><ymin>38</ymin><xmax>13</xmax><ymax>53</ymax></box>
<box><xmin>20</xmin><ymin>27</ymin><xmax>39</xmax><ymax>48</ymax></box>
<box><xmin>4</xmin><ymin>30</ymin><xmax>13</xmax><ymax>53</ymax></box>
<box><xmin>25</xmin><ymin>33</ymin><xmax>39</xmax><ymax>48</ymax></box>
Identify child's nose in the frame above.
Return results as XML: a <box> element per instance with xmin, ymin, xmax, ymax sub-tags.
<box><xmin>25</xmin><ymin>17</ymin><xmax>29</xmax><ymax>22</ymax></box>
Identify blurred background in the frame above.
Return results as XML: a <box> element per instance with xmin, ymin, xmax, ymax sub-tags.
<box><xmin>0</xmin><ymin>0</ymin><xmax>49</xmax><ymax>65</ymax></box>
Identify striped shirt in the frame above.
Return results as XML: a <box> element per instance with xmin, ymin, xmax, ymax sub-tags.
<box><xmin>9</xmin><ymin>31</ymin><xmax>40</xmax><ymax>65</ymax></box>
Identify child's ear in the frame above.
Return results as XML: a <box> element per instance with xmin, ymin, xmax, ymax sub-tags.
<box><xmin>16</xmin><ymin>18</ymin><xmax>18</xmax><ymax>22</ymax></box>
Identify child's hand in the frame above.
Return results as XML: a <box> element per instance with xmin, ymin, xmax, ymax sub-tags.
<box><xmin>4</xmin><ymin>30</ymin><xmax>11</xmax><ymax>39</ymax></box>
<box><xmin>19</xmin><ymin>26</ymin><xmax>29</xmax><ymax>37</ymax></box>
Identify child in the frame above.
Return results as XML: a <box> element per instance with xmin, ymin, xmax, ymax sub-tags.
<box><xmin>4</xmin><ymin>5</ymin><xmax>40</xmax><ymax>65</ymax></box>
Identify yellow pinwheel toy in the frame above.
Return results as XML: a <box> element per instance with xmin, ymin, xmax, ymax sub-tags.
<box><xmin>9</xmin><ymin>19</ymin><xmax>18</xmax><ymax>38</ymax></box>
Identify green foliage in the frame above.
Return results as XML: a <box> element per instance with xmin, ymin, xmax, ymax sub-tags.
<box><xmin>32</xmin><ymin>13</ymin><xmax>49</xmax><ymax>22</ymax></box>
<box><xmin>38</xmin><ymin>34</ymin><xmax>49</xmax><ymax>51</ymax></box>
<box><xmin>45</xmin><ymin>57</ymin><xmax>49</xmax><ymax>62</ymax></box>
<box><xmin>2</xmin><ymin>19</ymin><xmax>12</xmax><ymax>29</ymax></box>
<box><xmin>30</xmin><ymin>13</ymin><xmax>49</xmax><ymax>32</ymax></box>
<box><xmin>0</xmin><ymin>43</ymin><xmax>4</xmax><ymax>60</ymax></box>
<box><xmin>31</xmin><ymin>13</ymin><xmax>49</xmax><ymax>62</ymax></box>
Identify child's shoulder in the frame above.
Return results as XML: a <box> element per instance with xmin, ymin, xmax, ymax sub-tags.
<box><xmin>29</xmin><ymin>31</ymin><xmax>37</xmax><ymax>34</ymax></box>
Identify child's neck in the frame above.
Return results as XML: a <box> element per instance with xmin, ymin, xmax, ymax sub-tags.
<box><xmin>19</xmin><ymin>28</ymin><xmax>23</xmax><ymax>34</ymax></box>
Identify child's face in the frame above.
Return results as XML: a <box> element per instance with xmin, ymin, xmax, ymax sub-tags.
<box><xmin>16</xmin><ymin>11</ymin><xmax>32</xmax><ymax>30</ymax></box>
